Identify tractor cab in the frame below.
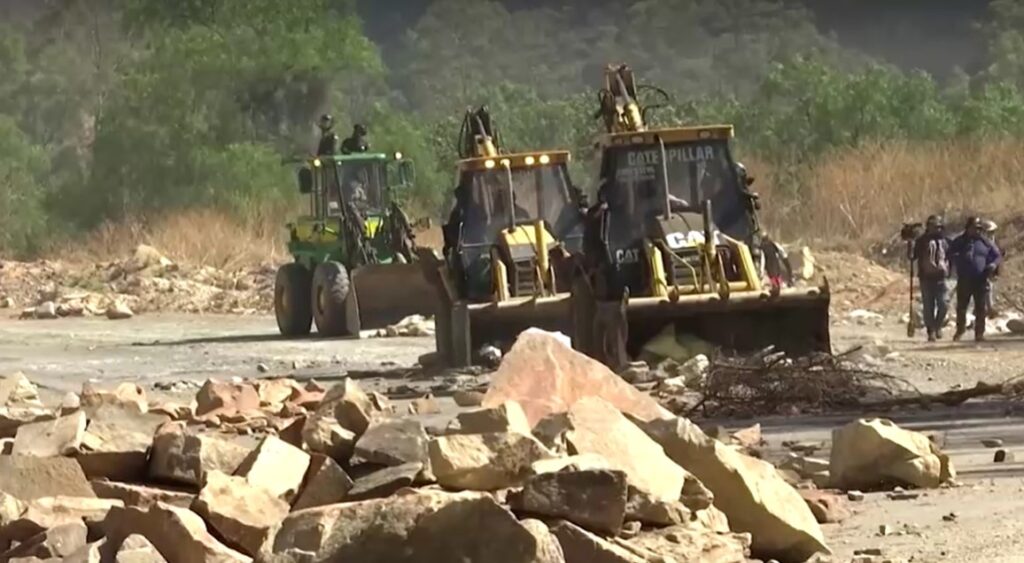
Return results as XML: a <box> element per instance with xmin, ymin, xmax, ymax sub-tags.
<box><xmin>596</xmin><ymin>125</ymin><xmax>760</xmax><ymax>296</ymax></box>
<box><xmin>450</xmin><ymin>151</ymin><xmax>584</xmax><ymax>301</ymax></box>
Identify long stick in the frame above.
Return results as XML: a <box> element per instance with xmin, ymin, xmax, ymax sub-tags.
<box><xmin>907</xmin><ymin>240</ymin><xmax>916</xmax><ymax>337</ymax></box>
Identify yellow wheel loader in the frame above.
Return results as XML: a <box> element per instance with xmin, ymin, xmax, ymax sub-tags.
<box><xmin>418</xmin><ymin>107</ymin><xmax>587</xmax><ymax>366</ymax></box>
<box><xmin>570</xmin><ymin>65</ymin><xmax>831</xmax><ymax>369</ymax></box>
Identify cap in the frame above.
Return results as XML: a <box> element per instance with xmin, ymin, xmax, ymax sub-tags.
<box><xmin>981</xmin><ymin>219</ymin><xmax>998</xmax><ymax>233</ymax></box>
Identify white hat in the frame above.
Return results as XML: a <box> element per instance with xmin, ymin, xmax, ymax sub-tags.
<box><xmin>981</xmin><ymin>219</ymin><xmax>998</xmax><ymax>233</ymax></box>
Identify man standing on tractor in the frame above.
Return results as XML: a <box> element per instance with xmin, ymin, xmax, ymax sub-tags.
<box><xmin>950</xmin><ymin>216</ymin><xmax>1001</xmax><ymax>342</ymax></box>
<box><xmin>341</xmin><ymin>124</ymin><xmax>369</xmax><ymax>154</ymax></box>
<box><xmin>317</xmin><ymin>114</ymin><xmax>339</xmax><ymax>156</ymax></box>
<box><xmin>912</xmin><ymin>215</ymin><xmax>951</xmax><ymax>341</ymax></box>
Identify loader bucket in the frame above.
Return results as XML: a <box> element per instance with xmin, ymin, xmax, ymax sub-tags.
<box><xmin>572</xmin><ymin>283</ymin><xmax>831</xmax><ymax>367</ymax></box>
<box><xmin>349</xmin><ymin>263</ymin><xmax>437</xmax><ymax>331</ymax></box>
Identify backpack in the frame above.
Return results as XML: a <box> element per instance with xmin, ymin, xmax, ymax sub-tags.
<box><xmin>918</xmin><ymin>238</ymin><xmax>948</xmax><ymax>277</ymax></box>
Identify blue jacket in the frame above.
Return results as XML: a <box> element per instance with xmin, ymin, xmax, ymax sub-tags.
<box><xmin>950</xmin><ymin>234</ymin><xmax>1001</xmax><ymax>280</ymax></box>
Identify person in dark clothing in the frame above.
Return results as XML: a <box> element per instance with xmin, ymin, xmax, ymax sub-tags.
<box><xmin>912</xmin><ymin>215</ymin><xmax>951</xmax><ymax>341</ymax></box>
<box><xmin>341</xmin><ymin>124</ymin><xmax>369</xmax><ymax>154</ymax></box>
<box><xmin>949</xmin><ymin>216</ymin><xmax>1002</xmax><ymax>341</ymax></box>
<box><xmin>316</xmin><ymin>114</ymin><xmax>339</xmax><ymax>156</ymax></box>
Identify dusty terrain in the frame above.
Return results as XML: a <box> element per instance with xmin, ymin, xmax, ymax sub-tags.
<box><xmin>1</xmin><ymin>309</ymin><xmax>1023</xmax><ymax>561</ymax></box>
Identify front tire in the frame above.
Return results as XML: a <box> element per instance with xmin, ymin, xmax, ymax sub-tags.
<box><xmin>275</xmin><ymin>263</ymin><xmax>312</xmax><ymax>336</ymax></box>
<box><xmin>312</xmin><ymin>261</ymin><xmax>352</xmax><ymax>337</ymax></box>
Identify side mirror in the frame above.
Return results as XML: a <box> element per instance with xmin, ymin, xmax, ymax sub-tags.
<box><xmin>297</xmin><ymin>167</ymin><xmax>313</xmax><ymax>194</ymax></box>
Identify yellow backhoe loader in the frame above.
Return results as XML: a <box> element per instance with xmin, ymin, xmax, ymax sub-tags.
<box><xmin>418</xmin><ymin>107</ymin><xmax>586</xmax><ymax>366</ymax></box>
<box><xmin>570</xmin><ymin>65</ymin><xmax>831</xmax><ymax>368</ymax></box>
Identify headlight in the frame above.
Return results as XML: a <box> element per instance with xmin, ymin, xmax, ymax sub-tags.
<box><xmin>524</xmin><ymin>156</ymin><xmax>536</xmax><ymax>166</ymax></box>
<box><xmin>394</xmin><ymin>152</ymin><xmax>403</xmax><ymax>160</ymax></box>
<box><xmin>539</xmin><ymin>154</ymin><xmax>551</xmax><ymax>165</ymax></box>
<box><xmin>484</xmin><ymin>159</ymin><xmax>496</xmax><ymax>169</ymax></box>
<box><xmin>312</xmin><ymin>158</ymin><xmax>322</xmax><ymax>167</ymax></box>
<box><xmin>500</xmin><ymin>158</ymin><xmax>511</xmax><ymax>168</ymax></box>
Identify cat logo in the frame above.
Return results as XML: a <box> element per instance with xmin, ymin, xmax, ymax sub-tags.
<box><xmin>615</xmin><ymin>248</ymin><xmax>641</xmax><ymax>264</ymax></box>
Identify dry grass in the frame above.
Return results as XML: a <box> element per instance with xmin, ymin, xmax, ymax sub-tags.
<box><xmin>58</xmin><ymin>208</ymin><xmax>290</xmax><ymax>270</ymax></box>
<box><xmin>757</xmin><ymin>138</ymin><xmax>1024</xmax><ymax>246</ymax></box>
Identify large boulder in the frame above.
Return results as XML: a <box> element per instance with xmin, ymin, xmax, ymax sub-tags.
<box><xmin>313</xmin><ymin>378</ymin><xmax>379</xmax><ymax>436</ymax></box>
<box><xmin>233</xmin><ymin>436</ymin><xmax>310</xmax><ymax>503</ymax></box>
<box><xmin>512</xmin><ymin>469</ymin><xmax>628</xmax><ymax>535</ymax></box>
<box><xmin>148</xmin><ymin>425</ymin><xmax>250</xmax><ymax>488</ymax></box>
<box><xmin>483</xmin><ymin>332</ymin><xmax>671</xmax><ymax>427</ymax></box>
<box><xmin>301</xmin><ymin>415</ymin><xmax>356</xmax><ymax>462</ymax></box>
<box><xmin>12</xmin><ymin>411</ymin><xmax>87</xmax><ymax>456</ymax></box>
<box><xmin>100</xmin><ymin>503</ymin><xmax>251</xmax><ymax>563</ymax></box>
<box><xmin>540</xmin><ymin>398</ymin><xmax>687</xmax><ymax>501</ymax></box>
<box><xmin>77</xmin><ymin>405</ymin><xmax>170</xmax><ymax>481</ymax></box>
<box><xmin>453</xmin><ymin>401</ymin><xmax>532</xmax><ymax>435</ymax></box>
<box><xmin>829</xmin><ymin>418</ymin><xmax>956</xmax><ymax>490</ymax></box>
<box><xmin>639</xmin><ymin>417</ymin><xmax>829</xmax><ymax>562</ymax></box>
<box><xmin>0</xmin><ymin>456</ymin><xmax>95</xmax><ymax>499</ymax></box>
<box><xmin>191</xmin><ymin>471</ymin><xmax>290</xmax><ymax>557</ymax></box>
<box><xmin>353</xmin><ymin>419</ymin><xmax>430</xmax><ymax>467</ymax></box>
<box><xmin>291</xmin><ymin>455</ymin><xmax>354</xmax><ymax>510</ymax></box>
<box><xmin>259</xmin><ymin>490</ymin><xmax>564</xmax><ymax>563</ymax></box>
<box><xmin>429</xmin><ymin>432</ymin><xmax>554</xmax><ymax>490</ymax></box>
<box><xmin>194</xmin><ymin>380</ymin><xmax>260</xmax><ymax>418</ymax></box>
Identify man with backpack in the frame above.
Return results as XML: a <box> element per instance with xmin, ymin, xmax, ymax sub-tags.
<box><xmin>912</xmin><ymin>215</ymin><xmax>951</xmax><ymax>342</ymax></box>
<box><xmin>950</xmin><ymin>217</ymin><xmax>1002</xmax><ymax>342</ymax></box>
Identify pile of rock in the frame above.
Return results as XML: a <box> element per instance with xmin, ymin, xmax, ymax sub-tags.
<box><xmin>2</xmin><ymin>244</ymin><xmax>273</xmax><ymax>320</ymax></box>
<box><xmin>0</xmin><ymin>331</ymin><xmax>846</xmax><ymax>562</ymax></box>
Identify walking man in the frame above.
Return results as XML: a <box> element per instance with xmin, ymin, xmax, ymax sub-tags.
<box><xmin>912</xmin><ymin>215</ymin><xmax>951</xmax><ymax>341</ymax></box>
<box><xmin>950</xmin><ymin>217</ymin><xmax>1002</xmax><ymax>341</ymax></box>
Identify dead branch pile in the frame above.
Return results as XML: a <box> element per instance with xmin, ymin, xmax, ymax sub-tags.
<box><xmin>690</xmin><ymin>350</ymin><xmax>917</xmax><ymax>417</ymax></box>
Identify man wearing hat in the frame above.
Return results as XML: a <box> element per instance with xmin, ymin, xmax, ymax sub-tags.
<box><xmin>980</xmin><ymin>219</ymin><xmax>1001</xmax><ymax>316</ymax></box>
<box><xmin>949</xmin><ymin>217</ymin><xmax>1002</xmax><ymax>341</ymax></box>
<box><xmin>912</xmin><ymin>215</ymin><xmax>951</xmax><ymax>341</ymax></box>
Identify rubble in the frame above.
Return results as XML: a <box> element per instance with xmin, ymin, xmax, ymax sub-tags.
<box><xmin>301</xmin><ymin>415</ymin><xmax>357</xmax><ymax>461</ymax></box>
<box><xmin>291</xmin><ymin>455</ymin><xmax>354</xmax><ymax>510</ymax></box>
<box><xmin>312</xmin><ymin>378</ymin><xmax>379</xmax><ymax>435</ymax></box>
<box><xmin>191</xmin><ymin>471</ymin><xmax>290</xmax><ymax>556</ymax></box>
<box><xmin>452</xmin><ymin>400</ymin><xmax>532</xmax><ymax>435</ymax></box>
<box><xmin>354</xmin><ymin>418</ymin><xmax>430</xmax><ymax>467</ymax></box>
<box><xmin>0</xmin><ymin>456</ymin><xmax>95</xmax><ymax>500</ymax></box>
<box><xmin>0</xmin><ymin>373</ymin><xmax>43</xmax><ymax>406</ymax></box>
<box><xmin>830</xmin><ymin>418</ymin><xmax>956</xmax><ymax>490</ymax></box>
<box><xmin>428</xmin><ymin>432</ymin><xmax>554</xmax><ymax>490</ymax></box>
<box><xmin>148</xmin><ymin>424</ymin><xmax>250</xmax><ymax>487</ymax></box>
<box><xmin>77</xmin><ymin>405</ymin><xmax>170</xmax><ymax>481</ymax></box>
<box><xmin>90</xmin><ymin>481</ymin><xmax>194</xmax><ymax>509</ymax></box>
<box><xmin>346</xmin><ymin>462</ymin><xmax>424</xmax><ymax>501</ymax></box>
<box><xmin>12</xmin><ymin>411</ymin><xmax>87</xmax><ymax>456</ymax></box>
<box><xmin>233</xmin><ymin>436</ymin><xmax>310</xmax><ymax>503</ymax></box>
<box><xmin>100</xmin><ymin>503</ymin><xmax>250</xmax><ymax>563</ymax></box>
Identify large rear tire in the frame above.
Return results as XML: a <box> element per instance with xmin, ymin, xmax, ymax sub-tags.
<box><xmin>312</xmin><ymin>261</ymin><xmax>352</xmax><ymax>337</ymax></box>
<box><xmin>275</xmin><ymin>263</ymin><xmax>312</xmax><ymax>336</ymax></box>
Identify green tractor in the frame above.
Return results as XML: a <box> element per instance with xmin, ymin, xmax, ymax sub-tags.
<box><xmin>275</xmin><ymin>152</ymin><xmax>435</xmax><ymax>337</ymax></box>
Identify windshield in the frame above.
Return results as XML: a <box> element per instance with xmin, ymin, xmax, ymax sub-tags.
<box><xmin>460</xmin><ymin>163</ymin><xmax>582</xmax><ymax>246</ymax></box>
<box><xmin>601</xmin><ymin>139</ymin><xmax>751</xmax><ymax>245</ymax></box>
<box><xmin>326</xmin><ymin>160</ymin><xmax>386</xmax><ymax>215</ymax></box>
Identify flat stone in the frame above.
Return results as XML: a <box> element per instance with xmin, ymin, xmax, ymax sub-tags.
<box><xmin>513</xmin><ymin>469</ymin><xmax>628</xmax><ymax>535</ymax></box>
<box><xmin>192</xmin><ymin>471</ymin><xmax>290</xmax><ymax>557</ymax></box>
<box><xmin>291</xmin><ymin>454</ymin><xmax>354</xmax><ymax>511</ymax></box>
<box><xmin>0</xmin><ymin>521</ymin><xmax>87</xmax><ymax>560</ymax></box>
<box><xmin>0</xmin><ymin>407</ymin><xmax>55</xmax><ymax>439</ymax></box>
<box><xmin>353</xmin><ymin>419</ymin><xmax>429</xmax><ymax>467</ymax></box>
<box><xmin>612</xmin><ymin>523</ymin><xmax>752</xmax><ymax>563</ymax></box>
<box><xmin>346</xmin><ymin>462</ymin><xmax>423</xmax><ymax>501</ymax></box>
<box><xmin>483</xmin><ymin>332</ymin><xmax>671</xmax><ymax>427</ymax></box>
<box><xmin>90</xmin><ymin>481</ymin><xmax>194</xmax><ymax>509</ymax></box>
<box><xmin>259</xmin><ymin>490</ymin><xmax>562</xmax><ymax>562</ymax></box>
<box><xmin>429</xmin><ymin>432</ymin><xmax>554</xmax><ymax>490</ymax></box>
<box><xmin>530</xmin><ymin>454</ymin><xmax>614</xmax><ymax>476</ymax></box>
<box><xmin>148</xmin><ymin>425</ymin><xmax>251</xmax><ymax>488</ymax></box>
<box><xmin>77</xmin><ymin>405</ymin><xmax>170</xmax><ymax>481</ymax></box>
<box><xmin>100</xmin><ymin>503</ymin><xmax>250</xmax><ymax>563</ymax></box>
<box><xmin>454</xmin><ymin>401</ymin><xmax>532</xmax><ymax>436</ymax></box>
<box><xmin>13</xmin><ymin>411</ymin><xmax>87</xmax><ymax>456</ymax></box>
<box><xmin>233</xmin><ymin>436</ymin><xmax>310</xmax><ymax>503</ymax></box>
<box><xmin>0</xmin><ymin>456</ymin><xmax>95</xmax><ymax>500</ymax></box>
<box><xmin>550</xmin><ymin>520</ymin><xmax>646</xmax><ymax>563</ymax></box>
<box><xmin>81</xmin><ymin>383</ymin><xmax>148</xmax><ymax>415</ymax></box>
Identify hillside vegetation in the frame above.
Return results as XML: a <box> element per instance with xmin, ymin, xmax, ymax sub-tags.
<box><xmin>2</xmin><ymin>0</ymin><xmax>1024</xmax><ymax>260</ymax></box>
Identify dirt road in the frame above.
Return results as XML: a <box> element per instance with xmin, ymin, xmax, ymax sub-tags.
<box><xmin>2</xmin><ymin>313</ymin><xmax>1023</xmax><ymax>560</ymax></box>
